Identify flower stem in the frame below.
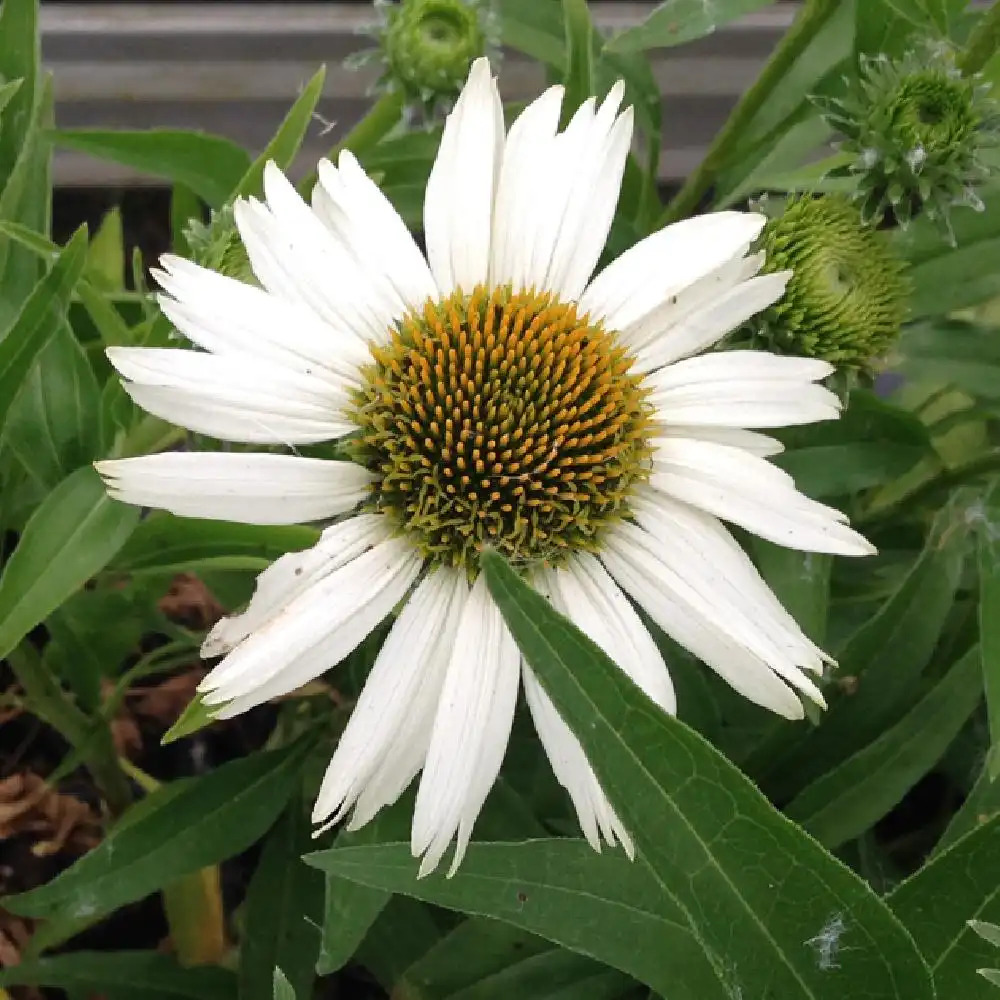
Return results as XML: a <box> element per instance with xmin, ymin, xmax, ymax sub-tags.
<box><xmin>7</xmin><ymin>644</ymin><xmax>132</xmax><ymax>817</ymax></box>
<box><xmin>959</xmin><ymin>1</ymin><xmax>1000</xmax><ymax>76</ymax></box>
<box><xmin>659</xmin><ymin>0</ymin><xmax>842</xmax><ymax>225</ymax></box>
<box><xmin>299</xmin><ymin>88</ymin><xmax>406</xmax><ymax>195</ymax></box>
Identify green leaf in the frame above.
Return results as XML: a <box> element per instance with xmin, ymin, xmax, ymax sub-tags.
<box><xmin>758</xmin><ymin>497</ymin><xmax>970</xmax><ymax>802</ymax></box>
<box><xmin>272</xmin><ymin>970</ymin><xmax>296</xmax><ymax>1000</ymax></box>
<box><xmin>111</xmin><ymin>514</ymin><xmax>319</xmax><ymax>576</ymax></box>
<box><xmin>234</xmin><ymin>66</ymin><xmax>326</xmax><ymax>199</ymax></box>
<box><xmin>0</xmin><ymin>77</ymin><xmax>23</xmax><ymax>124</ymax></box>
<box><xmin>239</xmin><ymin>805</ymin><xmax>323</xmax><ymax>1000</ymax></box>
<box><xmin>54</xmin><ymin>130</ymin><xmax>252</xmax><ymax>209</ymax></box>
<box><xmin>162</xmin><ymin>694</ymin><xmax>216</xmax><ymax>745</ymax></box>
<box><xmin>446</xmin><ymin>953</ymin><xmax>631</xmax><ymax>1000</ymax></box>
<box><xmin>0</xmin><ymin>952</ymin><xmax>236</xmax><ymax>1000</ymax></box>
<box><xmin>776</xmin><ymin>442</ymin><xmax>926</xmax><ymax>499</ymax></box>
<box><xmin>0</xmin><ymin>225</ymin><xmax>88</xmax><ymax>424</ymax></box>
<box><xmin>889</xmin><ymin>814</ymin><xmax>1000</xmax><ymax>998</ymax></box>
<box><xmin>560</xmin><ymin>0</ymin><xmax>595</xmax><ymax>125</ymax></box>
<box><xmin>897</xmin><ymin>320</ymin><xmax>1000</xmax><ymax>401</ymax></box>
<box><xmin>784</xmin><ymin>645</ymin><xmax>982</xmax><ymax>848</ymax></box>
<box><xmin>3</xmin><ymin>321</ymin><xmax>101</xmax><ymax>488</ymax></box>
<box><xmin>895</xmin><ymin>184</ymin><xmax>1000</xmax><ymax>318</ymax></box>
<box><xmin>316</xmin><ymin>805</ymin><xmax>411</xmax><ymax>976</ymax></box>
<box><xmin>0</xmin><ymin>465</ymin><xmax>139</xmax><ymax>661</ymax></box>
<box><xmin>607</xmin><ymin>0</ymin><xmax>773</xmax><ymax>53</ymax></box>
<box><xmin>311</xmin><ymin>840</ymin><xmax>730</xmax><ymax>1000</ymax></box>
<box><xmin>0</xmin><ymin>0</ymin><xmax>38</xmax><ymax>183</ymax></box>
<box><xmin>84</xmin><ymin>207</ymin><xmax>125</xmax><ymax>290</ymax></box>
<box><xmin>857</xmin><ymin>0</ymin><xmax>967</xmax><ymax>58</ymax></box>
<box><xmin>320</xmin><ymin>550</ymin><xmax>934</xmax><ymax>999</ymax></box>
<box><xmin>5</xmin><ymin>741</ymin><xmax>311</xmax><ymax>923</ymax></box>
<box><xmin>978</xmin><ymin>482</ymin><xmax>1000</xmax><ymax>779</ymax></box>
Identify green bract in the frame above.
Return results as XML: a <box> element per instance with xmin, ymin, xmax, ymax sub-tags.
<box><xmin>753</xmin><ymin>195</ymin><xmax>909</xmax><ymax>371</ymax></box>
<box><xmin>818</xmin><ymin>46</ymin><xmax>1000</xmax><ymax>241</ymax></box>
<box><xmin>184</xmin><ymin>205</ymin><xmax>255</xmax><ymax>285</ymax></box>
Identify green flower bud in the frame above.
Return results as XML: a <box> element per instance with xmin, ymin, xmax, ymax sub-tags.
<box><xmin>184</xmin><ymin>205</ymin><xmax>255</xmax><ymax>285</ymax></box>
<box><xmin>817</xmin><ymin>44</ymin><xmax>1000</xmax><ymax>242</ymax></box>
<box><xmin>353</xmin><ymin>0</ymin><xmax>494</xmax><ymax>118</ymax></box>
<box><xmin>752</xmin><ymin>195</ymin><xmax>909</xmax><ymax>371</ymax></box>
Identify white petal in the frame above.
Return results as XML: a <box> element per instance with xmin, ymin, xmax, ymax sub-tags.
<box><xmin>542</xmin><ymin>554</ymin><xmax>675</xmax><ymax>713</ymax></box>
<box><xmin>645</xmin><ymin>350</ymin><xmax>834</xmax><ymax>390</ymax></box>
<box><xmin>644</xmin><ymin>351</ymin><xmax>840</xmax><ymax>430</ymax></box>
<box><xmin>234</xmin><ymin>165</ymin><xmax>401</xmax><ymax>345</ymax></box>
<box><xmin>488</xmin><ymin>84</ymin><xmax>565</xmax><ymax>290</ymax></box>
<box><xmin>601</xmin><ymin>526</ymin><xmax>805</xmax><ymax>719</ymax></box>
<box><xmin>632</xmin><ymin>272</ymin><xmax>791</xmax><ymax>374</ymax></box>
<box><xmin>201</xmin><ymin>513</ymin><xmax>390</xmax><ymax>657</ymax></box>
<box><xmin>108</xmin><ymin>346</ymin><xmax>352</xmax><ymax>445</ymax></box>
<box><xmin>547</xmin><ymin>92</ymin><xmax>634</xmax><ymax>300</ymax></box>
<box><xmin>654</xmin><ymin>425</ymin><xmax>784</xmax><ymax>458</ymax></box>
<box><xmin>313</xmin><ymin>151</ymin><xmax>437</xmax><ymax>311</ymax></box>
<box><xmin>648</xmin><ymin>436</ymin><xmax>875</xmax><ymax>557</ymax></box>
<box><xmin>312</xmin><ymin>567</ymin><xmax>468</xmax><ymax>833</ymax></box>
<box><xmin>522</xmin><ymin>553</ymin><xmax>678</xmax><ymax>855</ymax></box>
<box><xmin>153</xmin><ymin>254</ymin><xmax>367</xmax><ymax>386</ymax></box>
<box><xmin>630</xmin><ymin>489</ymin><xmax>829</xmax><ymax>703</ymax></box>
<box><xmin>522</xmin><ymin>666</ymin><xmax>632</xmax><ymax>856</ymax></box>
<box><xmin>411</xmin><ymin>574</ymin><xmax>520</xmax><ymax>877</ymax></box>
<box><xmin>580</xmin><ymin>212</ymin><xmax>767</xmax><ymax>332</ymax></box>
<box><xmin>202</xmin><ymin>535</ymin><xmax>423</xmax><ymax>716</ymax></box>
<box><xmin>509</xmin><ymin>85</ymin><xmax>632</xmax><ymax>300</ymax></box>
<box><xmin>423</xmin><ymin>58</ymin><xmax>504</xmax><ymax>295</ymax></box>
<box><xmin>95</xmin><ymin>452</ymin><xmax>373</xmax><ymax>525</ymax></box>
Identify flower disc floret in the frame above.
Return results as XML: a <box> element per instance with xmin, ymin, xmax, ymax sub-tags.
<box><xmin>352</xmin><ymin>284</ymin><xmax>652</xmax><ymax>572</ymax></box>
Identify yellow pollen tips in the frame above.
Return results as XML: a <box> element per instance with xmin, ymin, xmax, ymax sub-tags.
<box><xmin>351</xmin><ymin>284</ymin><xmax>652</xmax><ymax>572</ymax></box>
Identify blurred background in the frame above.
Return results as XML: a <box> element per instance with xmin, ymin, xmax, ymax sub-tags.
<box><xmin>45</xmin><ymin>0</ymin><xmax>801</xmax><ymax>256</ymax></box>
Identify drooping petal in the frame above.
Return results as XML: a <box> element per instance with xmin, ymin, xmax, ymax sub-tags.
<box><xmin>601</xmin><ymin>524</ymin><xmax>807</xmax><ymax>719</ymax></box>
<box><xmin>631</xmin><ymin>488</ymin><xmax>832</xmax><ymax>702</ymax></box>
<box><xmin>522</xmin><ymin>553</ymin><xmax>676</xmax><ymax>853</ymax></box>
<box><xmin>643</xmin><ymin>350</ymin><xmax>841</xmax><ymax>429</ymax></box>
<box><xmin>202</xmin><ymin>514</ymin><xmax>390</xmax><ymax>658</ymax></box>
<box><xmin>313</xmin><ymin>151</ymin><xmax>438</xmax><ymax>311</ymax></box>
<box><xmin>411</xmin><ymin>574</ymin><xmax>520</xmax><ymax>877</ymax></box>
<box><xmin>95</xmin><ymin>452</ymin><xmax>373</xmax><ymax>525</ymax></box>
<box><xmin>649</xmin><ymin>436</ymin><xmax>875</xmax><ymax>556</ymax></box>
<box><xmin>423</xmin><ymin>57</ymin><xmax>504</xmax><ymax>295</ymax></box>
<box><xmin>312</xmin><ymin>568</ymin><xmax>468</xmax><ymax>833</ymax></box>
<box><xmin>201</xmin><ymin>534</ymin><xmax>422</xmax><ymax>717</ymax></box>
<box><xmin>234</xmin><ymin>164</ymin><xmax>403</xmax><ymax>345</ymax></box>
<box><xmin>107</xmin><ymin>347</ymin><xmax>353</xmax><ymax>444</ymax></box>
<box><xmin>579</xmin><ymin>212</ymin><xmax>766</xmax><ymax>333</ymax></box>
<box><xmin>542</xmin><ymin>554</ymin><xmax>675</xmax><ymax>713</ymax></box>
<box><xmin>152</xmin><ymin>254</ymin><xmax>368</xmax><ymax>386</ymax></box>
<box><xmin>522</xmin><ymin>666</ymin><xmax>632</xmax><ymax>855</ymax></box>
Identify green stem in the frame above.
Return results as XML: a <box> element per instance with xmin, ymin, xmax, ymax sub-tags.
<box><xmin>7</xmin><ymin>644</ymin><xmax>132</xmax><ymax>817</ymax></box>
<box><xmin>959</xmin><ymin>1</ymin><xmax>1000</xmax><ymax>76</ymax></box>
<box><xmin>299</xmin><ymin>88</ymin><xmax>406</xmax><ymax>195</ymax></box>
<box><xmin>659</xmin><ymin>0</ymin><xmax>842</xmax><ymax>225</ymax></box>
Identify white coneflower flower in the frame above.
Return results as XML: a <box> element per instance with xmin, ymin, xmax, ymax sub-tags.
<box><xmin>96</xmin><ymin>58</ymin><xmax>873</xmax><ymax>876</ymax></box>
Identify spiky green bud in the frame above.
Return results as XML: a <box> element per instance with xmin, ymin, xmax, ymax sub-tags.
<box><xmin>817</xmin><ymin>45</ymin><xmax>1000</xmax><ymax>242</ymax></box>
<box><xmin>184</xmin><ymin>205</ymin><xmax>254</xmax><ymax>285</ymax></box>
<box><xmin>351</xmin><ymin>0</ymin><xmax>495</xmax><ymax>119</ymax></box>
<box><xmin>752</xmin><ymin>196</ymin><xmax>909</xmax><ymax>371</ymax></box>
